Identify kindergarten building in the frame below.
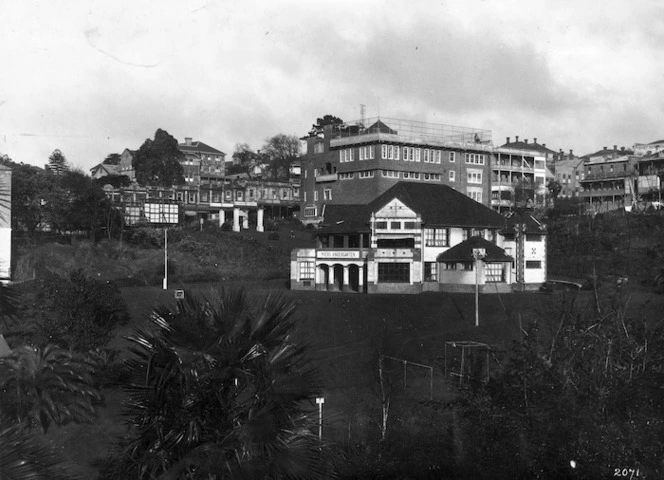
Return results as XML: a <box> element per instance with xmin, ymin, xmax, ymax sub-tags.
<box><xmin>290</xmin><ymin>182</ymin><xmax>546</xmax><ymax>294</ymax></box>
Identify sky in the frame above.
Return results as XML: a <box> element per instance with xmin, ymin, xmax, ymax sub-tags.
<box><xmin>2</xmin><ymin>0</ymin><xmax>663</xmax><ymax>172</ymax></box>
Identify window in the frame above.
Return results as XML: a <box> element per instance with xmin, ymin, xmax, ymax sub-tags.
<box><xmin>323</xmin><ymin>189</ymin><xmax>332</xmax><ymax>201</ymax></box>
<box><xmin>359</xmin><ymin>147</ymin><xmax>365</xmax><ymax>161</ymax></box>
<box><xmin>300</xmin><ymin>261</ymin><xmax>315</xmax><ymax>280</ymax></box>
<box><xmin>526</xmin><ymin>260</ymin><xmax>542</xmax><ymax>269</ymax></box>
<box><xmin>485</xmin><ymin>263</ymin><xmax>505</xmax><ymax>283</ymax></box>
<box><xmin>526</xmin><ymin>234</ymin><xmax>542</xmax><ymax>242</ymax></box>
<box><xmin>375</xmin><ymin>221</ymin><xmax>388</xmax><ymax>229</ymax></box>
<box><xmin>467</xmin><ymin>169</ymin><xmax>483</xmax><ymax>184</ymax></box>
<box><xmin>462</xmin><ymin>262</ymin><xmax>474</xmax><ymax>271</ymax></box>
<box><xmin>304</xmin><ymin>206</ymin><xmax>317</xmax><ymax>217</ymax></box>
<box><xmin>409</xmin><ymin>147</ymin><xmax>414</xmax><ymax>162</ymax></box>
<box><xmin>303</xmin><ymin>192</ymin><xmax>307</xmax><ymax>202</ymax></box>
<box><xmin>359</xmin><ymin>171</ymin><xmax>374</xmax><ymax>178</ymax></box>
<box><xmin>403</xmin><ymin>147</ymin><xmax>409</xmax><ymax>161</ymax></box>
<box><xmin>390</xmin><ymin>221</ymin><xmax>401</xmax><ymax>229</ymax></box>
<box><xmin>339</xmin><ymin>172</ymin><xmax>354</xmax><ymax>180</ymax></box>
<box><xmin>424</xmin><ymin>228</ymin><xmax>449</xmax><ymax>247</ymax></box>
<box><xmin>368</xmin><ymin>145</ymin><xmax>375</xmax><ymax>159</ymax></box>
<box><xmin>349</xmin><ymin>148</ymin><xmax>354</xmax><ymax>161</ymax></box>
<box><xmin>381</xmin><ymin>145</ymin><xmax>388</xmax><ymax>159</ymax></box>
<box><xmin>394</xmin><ymin>146</ymin><xmax>400</xmax><ymax>160</ymax></box>
<box><xmin>465</xmin><ymin>153</ymin><xmax>485</xmax><ymax>165</ymax></box>
<box><xmin>378</xmin><ymin>263</ymin><xmax>410</xmax><ymax>283</ymax></box>
<box><xmin>423</xmin><ymin>149</ymin><xmax>430</xmax><ymax>163</ymax></box>
<box><xmin>449</xmin><ymin>152</ymin><xmax>455</xmax><ymax>163</ymax></box>
<box><xmin>449</xmin><ymin>171</ymin><xmax>456</xmax><ymax>182</ymax></box>
<box><xmin>414</xmin><ymin>148</ymin><xmax>421</xmax><ymax>162</ymax></box>
<box><xmin>404</xmin><ymin>221</ymin><xmax>417</xmax><ymax>229</ymax></box>
<box><xmin>403</xmin><ymin>172</ymin><xmax>420</xmax><ymax>179</ymax></box>
<box><xmin>467</xmin><ymin>187</ymin><xmax>482</xmax><ymax>203</ymax></box>
<box><xmin>444</xmin><ymin>262</ymin><xmax>457</xmax><ymax>270</ymax></box>
<box><xmin>382</xmin><ymin>170</ymin><xmax>399</xmax><ymax>178</ymax></box>
<box><xmin>434</xmin><ymin>150</ymin><xmax>442</xmax><ymax>164</ymax></box>
<box><xmin>423</xmin><ymin>173</ymin><xmax>441</xmax><ymax>181</ymax></box>
<box><xmin>424</xmin><ymin>262</ymin><xmax>438</xmax><ymax>282</ymax></box>
<box><xmin>314</xmin><ymin>191</ymin><xmax>318</xmax><ymax>201</ymax></box>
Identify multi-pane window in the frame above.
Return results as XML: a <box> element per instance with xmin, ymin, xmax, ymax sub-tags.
<box><xmin>378</xmin><ymin>263</ymin><xmax>410</xmax><ymax>283</ymax></box>
<box><xmin>423</xmin><ymin>173</ymin><xmax>441</xmax><ymax>181</ymax></box>
<box><xmin>359</xmin><ymin>170</ymin><xmax>374</xmax><ymax>178</ymax></box>
<box><xmin>467</xmin><ymin>169</ymin><xmax>483</xmax><ymax>184</ymax></box>
<box><xmin>465</xmin><ymin>153</ymin><xmax>485</xmax><ymax>165</ymax></box>
<box><xmin>403</xmin><ymin>172</ymin><xmax>420</xmax><ymax>179</ymax></box>
<box><xmin>449</xmin><ymin>152</ymin><xmax>455</xmax><ymax>162</ymax></box>
<box><xmin>444</xmin><ymin>262</ymin><xmax>457</xmax><ymax>270</ymax></box>
<box><xmin>390</xmin><ymin>221</ymin><xmax>401</xmax><ymax>229</ymax></box>
<box><xmin>394</xmin><ymin>146</ymin><xmax>400</xmax><ymax>160</ymax></box>
<box><xmin>300</xmin><ymin>261</ymin><xmax>315</xmax><ymax>280</ymax></box>
<box><xmin>424</xmin><ymin>228</ymin><xmax>449</xmax><ymax>247</ymax></box>
<box><xmin>304</xmin><ymin>207</ymin><xmax>317</xmax><ymax>217</ymax></box>
<box><xmin>375</xmin><ymin>221</ymin><xmax>388</xmax><ymax>229</ymax></box>
<box><xmin>449</xmin><ymin>171</ymin><xmax>456</xmax><ymax>182</ymax></box>
<box><xmin>403</xmin><ymin>147</ymin><xmax>409</xmax><ymax>161</ymax></box>
<box><xmin>314</xmin><ymin>191</ymin><xmax>318</xmax><ymax>201</ymax></box>
<box><xmin>462</xmin><ymin>262</ymin><xmax>474</xmax><ymax>271</ymax></box>
<box><xmin>414</xmin><ymin>148</ymin><xmax>421</xmax><ymax>162</ymax></box>
<box><xmin>423</xmin><ymin>149</ymin><xmax>430</xmax><ymax>163</ymax></box>
<box><xmin>388</xmin><ymin>145</ymin><xmax>394</xmax><ymax>159</ymax></box>
<box><xmin>381</xmin><ymin>145</ymin><xmax>388</xmax><ymax>159</ymax></box>
<box><xmin>339</xmin><ymin>172</ymin><xmax>354</xmax><ymax>180</ymax></box>
<box><xmin>485</xmin><ymin>263</ymin><xmax>505</xmax><ymax>282</ymax></box>
<box><xmin>434</xmin><ymin>150</ymin><xmax>442</xmax><ymax>164</ymax></box>
<box><xmin>404</xmin><ymin>221</ymin><xmax>417</xmax><ymax>229</ymax></box>
<box><xmin>526</xmin><ymin>260</ymin><xmax>542</xmax><ymax>269</ymax></box>
<box><xmin>424</xmin><ymin>262</ymin><xmax>438</xmax><ymax>282</ymax></box>
<box><xmin>381</xmin><ymin>170</ymin><xmax>399</xmax><ymax>178</ymax></box>
<box><xmin>323</xmin><ymin>189</ymin><xmax>332</xmax><ymax>201</ymax></box>
<box><xmin>468</xmin><ymin>190</ymin><xmax>482</xmax><ymax>203</ymax></box>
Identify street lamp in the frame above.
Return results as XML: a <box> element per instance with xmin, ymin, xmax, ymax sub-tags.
<box><xmin>315</xmin><ymin>397</ymin><xmax>325</xmax><ymax>440</ymax></box>
<box><xmin>472</xmin><ymin>248</ymin><xmax>486</xmax><ymax>327</ymax></box>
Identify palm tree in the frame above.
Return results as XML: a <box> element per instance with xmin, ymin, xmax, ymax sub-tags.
<box><xmin>109</xmin><ymin>289</ymin><xmax>329</xmax><ymax>479</ymax></box>
<box><xmin>0</xmin><ymin>423</ymin><xmax>82</xmax><ymax>479</ymax></box>
<box><xmin>0</xmin><ymin>344</ymin><xmax>100</xmax><ymax>432</ymax></box>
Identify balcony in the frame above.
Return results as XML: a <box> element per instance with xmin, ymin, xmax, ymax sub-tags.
<box><xmin>315</xmin><ymin>173</ymin><xmax>338</xmax><ymax>183</ymax></box>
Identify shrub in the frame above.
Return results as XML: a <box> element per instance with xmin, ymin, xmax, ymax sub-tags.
<box><xmin>268</xmin><ymin>232</ymin><xmax>280</xmax><ymax>241</ymax></box>
<box><xmin>125</xmin><ymin>226</ymin><xmax>163</xmax><ymax>249</ymax></box>
<box><xmin>35</xmin><ymin>269</ymin><xmax>130</xmax><ymax>351</ymax></box>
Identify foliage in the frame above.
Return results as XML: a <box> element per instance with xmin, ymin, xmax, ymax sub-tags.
<box><xmin>0</xmin><ymin>344</ymin><xmax>100</xmax><ymax>433</ymax></box>
<box><xmin>133</xmin><ymin>129</ymin><xmax>186</xmax><ymax>187</ymax></box>
<box><xmin>0</xmin><ymin>284</ymin><xmax>19</xmax><ymax>325</ymax></box>
<box><xmin>107</xmin><ymin>289</ymin><xmax>328</xmax><ymax>479</ymax></box>
<box><xmin>10</xmin><ymin>161</ymin><xmax>54</xmax><ymax>235</ymax></box>
<box><xmin>262</xmin><ymin>133</ymin><xmax>300</xmax><ymax>181</ymax></box>
<box><xmin>458</xmin><ymin>290</ymin><xmax>664</xmax><ymax>478</ymax></box>
<box><xmin>102</xmin><ymin>153</ymin><xmax>122</xmax><ymax>165</ymax></box>
<box><xmin>35</xmin><ymin>269</ymin><xmax>130</xmax><ymax>351</ymax></box>
<box><xmin>125</xmin><ymin>225</ymin><xmax>164</xmax><ymax>248</ymax></box>
<box><xmin>546</xmin><ymin>179</ymin><xmax>562</xmax><ymax>205</ymax></box>
<box><xmin>0</xmin><ymin>423</ymin><xmax>82</xmax><ymax>479</ymax></box>
<box><xmin>309</xmin><ymin>115</ymin><xmax>344</xmax><ymax>136</ymax></box>
<box><xmin>47</xmin><ymin>149</ymin><xmax>69</xmax><ymax>176</ymax></box>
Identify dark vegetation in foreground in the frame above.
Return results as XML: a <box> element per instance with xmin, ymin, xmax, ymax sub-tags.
<box><xmin>0</xmin><ymin>212</ymin><xmax>664</xmax><ymax>478</ymax></box>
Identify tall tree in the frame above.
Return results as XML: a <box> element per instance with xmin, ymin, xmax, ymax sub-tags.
<box><xmin>132</xmin><ymin>129</ymin><xmax>186</xmax><ymax>186</ymax></box>
<box><xmin>262</xmin><ymin>134</ymin><xmax>300</xmax><ymax>181</ymax></box>
<box><xmin>10</xmin><ymin>162</ymin><xmax>54</xmax><ymax>236</ymax></box>
<box><xmin>102</xmin><ymin>153</ymin><xmax>122</xmax><ymax>165</ymax></box>
<box><xmin>46</xmin><ymin>149</ymin><xmax>69</xmax><ymax>176</ymax></box>
<box><xmin>109</xmin><ymin>289</ymin><xmax>328</xmax><ymax>479</ymax></box>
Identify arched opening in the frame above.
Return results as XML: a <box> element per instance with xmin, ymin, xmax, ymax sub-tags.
<box><xmin>333</xmin><ymin>264</ymin><xmax>344</xmax><ymax>291</ymax></box>
<box><xmin>349</xmin><ymin>264</ymin><xmax>360</xmax><ymax>292</ymax></box>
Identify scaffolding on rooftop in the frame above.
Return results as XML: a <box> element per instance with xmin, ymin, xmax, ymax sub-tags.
<box><xmin>332</xmin><ymin>116</ymin><xmax>493</xmax><ymax>145</ymax></box>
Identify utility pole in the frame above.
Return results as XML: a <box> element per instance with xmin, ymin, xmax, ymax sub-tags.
<box><xmin>316</xmin><ymin>397</ymin><xmax>325</xmax><ymax>440</ymax></box>
<box><xmin>473</xmin><ymin>248</ymin><xmax>486</xmax><ymax>327</ymax></box>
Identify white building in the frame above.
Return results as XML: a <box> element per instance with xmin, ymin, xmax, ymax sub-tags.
<box><xmin>291</xmin><ymin>182</ymin><xmax>546</xmax><ymax>294</ymax></box>
<box><xmin>0</xmin><ymin>165</ymin><xmax>11</xmax><ymax>282</ymax></box>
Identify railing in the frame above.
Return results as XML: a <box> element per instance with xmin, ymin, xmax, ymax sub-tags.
<box><xmin>315</xmin><ymin>173</ymin><xmax>338</xmax><ymax>183</ymax></box>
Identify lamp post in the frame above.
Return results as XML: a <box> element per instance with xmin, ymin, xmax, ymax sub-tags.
<box><xmin>315</xmin><ymin>397</ymin><xmax>325</xmax><ymax>440</ymax></box>
<box><xmin>472</xmin><ymin>248</ymin><xmax>486</xmax><ymax>327</ymax></box>
<box><xmin>163</xmin><ymin>227</ymin><xmax>168</xmax><ymax>290</ymax></box>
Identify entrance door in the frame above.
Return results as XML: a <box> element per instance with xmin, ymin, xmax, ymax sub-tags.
<box><xmin>333</xmin><ymin>264</ymin><xmax>344</xmax><ymax>291</ymax></box>
<box><xmin>349</xmin><ymin>265</ymin><xmax>360</xmax><ymax>292</ymax></box>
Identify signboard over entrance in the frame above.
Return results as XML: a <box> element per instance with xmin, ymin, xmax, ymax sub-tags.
<box><xmin>317</xmin><ymin>250</ymin><xmax>360</xmax><ymax>259</ymax></box>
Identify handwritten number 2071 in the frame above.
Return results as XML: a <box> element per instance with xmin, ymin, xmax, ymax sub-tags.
<box><xmin>614</xmin><ymin>468</ymin><xmax>640</xmax><ymax>478</ymax></box>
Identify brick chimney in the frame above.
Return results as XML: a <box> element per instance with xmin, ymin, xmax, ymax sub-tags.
<box><xmin>515</xmin><ymin>135</ymin><xmax>519</xmax><ymax>142</ymax></box>
<box><xmin>569</xmin><ymin>149</ymin><xmax>573</xmax><ymax>157</ymax></box>
<box><xmin>506</xmin><ymin>137</ymin><xmax>510</xmax><ymax>144</ymax></box>
<box><xmin>534</xmin><ymin>137</ymin><xmax>538</xmax><ymax>144</ymax></box>
<box><xmin>185</xmin><ymin>137</ymin><xmax>193</xmax><ymax>146</ymax></box>
<box><xmin>621</xmin><ymin>146</ymin><xmax>625</xmax><ymax>152</ymax></box>
<box><xmin>542</xmin><ymin>143</ymin><xmax>546</xmax><ymax>149</ymax></box>
<box><xmin>603</xmin><ymin>146</ymin><xmax>608</xmax><ymax>150</ymax></box>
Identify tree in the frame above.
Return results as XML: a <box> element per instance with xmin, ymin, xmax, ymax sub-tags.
<box><xmin>108</xmin><ymin>289</ymin><xmax>328</xmax><ymax>479</ymax></box>
<box><xmin>102</xmin><ymin>153</ymin><xmax>122</xmax><ymax>165</ymax></box>
<box><xmin>0</xmin><ymin>344</ymin><xmax>100</xmax><ymax>433</ymax></box>
<box><xmin>46</xmin><ymin>149</ymin><xmax>69</xmax><ymax>176</ymax></box>
<box><xmin>133</xmin><ymin>129</ymin><xmax>185</xmax><ymax>186</ymax></box>
<box><xmin>262</xmin><ymin>134</ymin><xmax>300</xmax><ymax>181</ymax></box>
<box><xmin>309</xmin><ymin>115</ymin><xmax>344</xmax><ymax>137</ymax></box>
<box><xmin>8</xmin><ymin>162</ymin><xmax>54</xmax><ymax>236</ymax></box>
<box><xmin>547</xmin><ymin>179</ymin><xmax>562</xmax><ymax>206</ymax></box>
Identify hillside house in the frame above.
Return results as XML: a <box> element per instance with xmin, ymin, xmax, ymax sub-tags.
<box><xmin>290</xmin><ymin>182</ymin><xmax>546</xmax><ymax>294</ymax></box>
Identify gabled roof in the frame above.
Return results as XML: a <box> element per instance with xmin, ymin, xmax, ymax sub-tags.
<box><xmin>366</xmin><ymin>119</ymin><xmax>397</xmax><ymax>135</ymax></box>
<box><xmin>179</xmin><ymin>141</ymin><xmax>225</xmax><ymax>156</ymax></box>
<box><xmin>318</xmin><ymin>204</ymin><xmax>372</xmax><ymax>233</ymax></box>
<box><xmin>648</xmin><ymin>139</ymin><xmax>664</xmax><ymax>145</ymax></box>
<box><xmin>368</xmin><ymin>182</ymin><xmax>506</xmax><ymax>228</ymax></box>
<box><xmin>90</xmin><ymin>163</ymin><xmax>120</xmax><ymax>176</ymax></box>
<box><xmin>437</xmin><ymin>236</ymin><xmax>513</xmax><ymax>263</ymax></box>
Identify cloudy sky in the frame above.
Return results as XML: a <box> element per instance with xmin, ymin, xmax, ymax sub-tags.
<box><xmin>2</xmin><ymin>0</ymin><xmax>663</xmax><ymax>171</ymax></box>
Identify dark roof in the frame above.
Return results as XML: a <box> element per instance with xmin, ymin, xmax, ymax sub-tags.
<box><xmin>437</xmin><ymin>236</ymin><xmax>513</xmax><ymax>262</ymax></box>
<box><xmin>500</xmin><ymin>141</ymin><xmax>556</xmax><ymax>154</ymax></box>
<box><xmin>366</xmin><ymin>120</ymin><xmax>397</xmax><ymax>135</ymax></box>
<box><xmin>648</xmin><ymin>139</ymin><xmax>664</xmax><ymax>145</ymax></box>
<box><xmin>319</xmin><ymin>204</ymin><xmax>371</xmax><ymax>233</ymax></box>
<box><xmin>501</xmin><ymin>212</ymin><xmax>545</xmax><ymax>234</ymax></box>
<box><xmin>179</xmin><ymin>141</ymin><xmax>225</xmax><ymax>156</ymax></box>
<box><xmin>582</xmin><ymin>147</ymin><xmax>634</xmax><ymax>158</ymax></box>
<box><xmin>368</xmin><ymin>182</ymin><xmax>506</xmax><ymax>228</ymax></box>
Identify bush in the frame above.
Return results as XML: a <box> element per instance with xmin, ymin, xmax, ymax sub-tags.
<box><xmin>125</xmin><ymin>226</ymin><xmax>163</xmax><ymax>249</ymax></box>
<box><xmin>268</xmin><ymin>232</ymin><xmax>280</xmax><ymax>241</ymax></box>
<box><xmin>34</xmin><ymin>269</ymin><xmax>130</xmax><ymax>351</ymax></box>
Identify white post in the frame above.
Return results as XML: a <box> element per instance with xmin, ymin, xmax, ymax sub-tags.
<box><xmin>316</xmin><ymin>397</ymin><xmax>325</xmax><ymax>440</ymax></box>
<box><xmin>233</xmin><ymin>208</ymin><xmax>240</xmax><ymax>232</ymax></box>
<box><xmin>219</xmin><ymin>209</ymin><xmax>225</xmax><ymax>227</ymax></box>
<box><xmin>257</xmin><ymin>207</ymin><xmax>264</xmax><ymax>232</ymax></box>
<box><xmin>163</xmin><ymin>228</ymin><xmax>168</xmax><ymax>290</ymax></box>
<box><xmin>242</xmin><ymin>212</ymin><xmax>249</xmax><ymax>230</ymax></box>
<box><xmin>472</xmin><ymin>248</ymin><xmax>486</xmax><ymax>327</ymax></box>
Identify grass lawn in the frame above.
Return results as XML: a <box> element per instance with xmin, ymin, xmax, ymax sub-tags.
<box><xmin>49</xmin><ymin>278</ymin><xmax>664</xmax><ymax>477</ymax></box>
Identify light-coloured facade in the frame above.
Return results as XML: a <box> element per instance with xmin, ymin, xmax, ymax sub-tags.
<box><xmin>291</xmin><ymin>182</ymin><xmax>547</xmax><ymax>294</ymax></box>
<box><xmin>0</xmin><ymin>165</ymin><xmax>11</xmax><ymax>282</ymax></box>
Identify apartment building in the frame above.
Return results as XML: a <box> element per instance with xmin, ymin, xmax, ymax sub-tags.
<box><xmin>178</xmin><ymin>137</ymin><xmax>226</xmax><ymax>185</ymax></box>
<box><xmin>300</xmin><ymin>117</ymin><xmax>493</xmax><ymax>223</ymax></box>
<box><xmin>578</xmin><ymin>150</ymin><xmax>639</xmax><ymax>212</ymax></box>
<box><xmin>291</xmin><ymin>182</ymin><xmax>547</xmax><ymax>294</ymax></box>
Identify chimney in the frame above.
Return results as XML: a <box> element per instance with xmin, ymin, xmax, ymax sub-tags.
<box><xmin>614</xmin><ymin>145</ymin><xmax>618</xmax><ymax>151</ymax></box>
<box><xmin>515</xmin><ymin>135</ymin><xmax>519</xmax><ymax>142</ymax></box>
<box><xmin>621</xmin><ymin>146</ymin><xmax>625</xmax><ymax>152</ymax></box>
<box><xmin>185</xmin><ymin>137</ymin><xmax>192</xmax><ymax>146</ymax></box>
<box><xmin>506</xmin><ymin>137</ymin><xmax>510</xmax><ymax>144</ymax></box>
<box><xmin>569</xmin><ymin>149</ymin><xmax>573</xmax><ymax>157</ymax></box>
<box><xmin>534</xmin><ymin>137</ymin><xmax>538</xmax><ymax>144</ymax></box>
<box><xmin>603</xmin><ymin>146</ymin><xmax>607</xmax><ymax>150</ymax></box>
<box><xmin>542</xmin><ymin>143</ymin><xmax>546</xmax><ymax>149</ymax></box>
<box><xmin>524</xmin><ymin>139</ymin><xmax>528</xmax><ymax>144</ymax></box>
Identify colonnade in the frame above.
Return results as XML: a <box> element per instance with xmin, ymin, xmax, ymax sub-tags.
<box><xmin>218</xmin><ymin>207</ymin><xmax>265</xmax><ymax>232</ymax></box>
<box><xmin>316</xmin><ymin>263</ymin><xmax>366</xmax><ymax>292</ymax></box>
